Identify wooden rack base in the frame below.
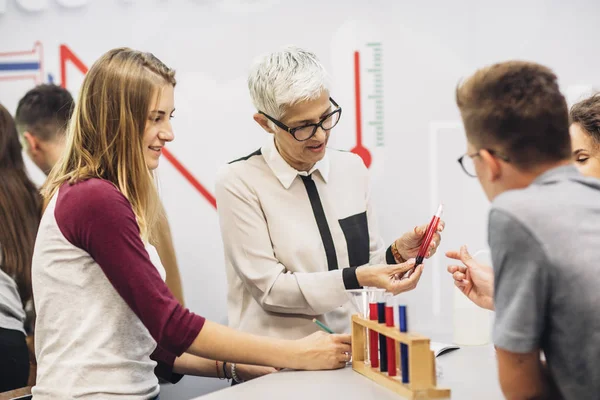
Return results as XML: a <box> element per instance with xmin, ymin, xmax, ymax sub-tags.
<box><xmin>351</xmin><ymin>314</ymin><xmax>451</xmax><ymax>399</ymax></box>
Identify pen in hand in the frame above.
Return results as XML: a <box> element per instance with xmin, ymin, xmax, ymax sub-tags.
<box><xmin>312</xmin><ymin>318</ymin><xmax>334</xmax><ymax>334</ymax></box>
<box><xmin>314</xmin><ymin>318</ymin><xmax>353</xmax><ymax>365</ymax></box>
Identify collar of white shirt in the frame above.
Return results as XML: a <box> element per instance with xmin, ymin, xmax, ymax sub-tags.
<box><xmin>262</xmin><ymin>135</ymin><xmax>330</xmax><ymax>190</ymax></box>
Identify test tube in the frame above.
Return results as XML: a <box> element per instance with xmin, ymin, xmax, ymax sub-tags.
<box><xmin>377</xmin><ymin>293</ymin><xmax>387</xmax><ymax>372</ymax></box>
<box><xmin>385</xmin><ymin>294</ymin><xmax>397</xmax><ymax>376</ymax></box>
<box><xmin>368</xmin><ymin>292</ymin><xmax>379</xmax><ymax>368</ymax></box>
<box><xmin>399</xmin><ymin>305</ymin><xmax>409</xmax><ymax>383</ymax></box>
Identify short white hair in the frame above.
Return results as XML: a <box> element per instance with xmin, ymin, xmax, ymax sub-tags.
<box><xmin>248</xmin><ymin>46</ymin><xmax>330</xmax><ymax>120</ymax></box>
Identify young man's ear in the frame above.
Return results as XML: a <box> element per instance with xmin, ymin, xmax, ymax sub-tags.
<box><xmin>479</xmin><ymin>149</ymin><xmax>502</xmax><ymax>181</ymax></box>
<box><xmin>253</xmin><ymin>113</ymin><xmax>277</xmax><ymax>135</ymax></box>
<box><xmin>23</xmin><ymin>131</ymin><xmax>40</xmax><ymax>154</ymax></box>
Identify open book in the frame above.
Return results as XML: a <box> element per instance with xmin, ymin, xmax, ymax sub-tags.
<box><xmin>430</xmin><ymin>341</ymin><xmax>460</xmax><ymax>357</ymax></box>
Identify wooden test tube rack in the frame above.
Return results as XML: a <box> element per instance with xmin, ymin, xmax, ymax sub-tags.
<box><xmin>351</xmin><ymin>315</ymin><xmax>451</xmax><ymax>399</ymax></box>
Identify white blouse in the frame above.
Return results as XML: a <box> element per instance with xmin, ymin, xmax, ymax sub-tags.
<box><xmin>215</xmin><ymin>136</ymin><xmax>393</xmax><ymax>339</ymax></box>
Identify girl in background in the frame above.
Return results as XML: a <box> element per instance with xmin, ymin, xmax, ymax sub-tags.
<box><xmin>570</xmin><ymin>93</ymin><xmax>600</xmax><ymax>178</ymax></box>
<box><xmin>0</xmin><ymin>104</ymin><xmax>41</xmax><ymax>391</ymax></box>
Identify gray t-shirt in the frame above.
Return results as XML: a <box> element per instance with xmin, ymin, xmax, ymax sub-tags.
<box><xmin>0</xmin><ymin>246</ymin><xmax>26</xmax><ymax>334</ymax></box>
<box><xmin>490</xmin><ymin>165</ymin><xmax>600</xmax><ymax>400</ymax></box>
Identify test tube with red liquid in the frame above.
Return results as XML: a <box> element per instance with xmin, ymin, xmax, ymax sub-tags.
<box><xmin>415</xmin><ymin>204</ymin><xmax>444</xmax><ymax>266</ymax></box>
<box><xmin>368</xmin><ymin>301</ymin><xmax>379</xmax><ymax>368</ymax></box>
<box><xmin>385</xmin><ymin>294</ymin><xmax>397</xmax><ymax>376</ymax></box>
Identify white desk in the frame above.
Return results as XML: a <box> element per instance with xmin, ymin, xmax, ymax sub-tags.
<box><xmin>194</xmin><ymin>345</ymin><xmax>503</xmax><ymax>399</ymax></box>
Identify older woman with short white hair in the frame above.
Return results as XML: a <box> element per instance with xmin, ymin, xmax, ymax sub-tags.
<box><xmin>216</xmin><ymin>46</ymin><xmax>443</xmax><ymax>340</ymax></box>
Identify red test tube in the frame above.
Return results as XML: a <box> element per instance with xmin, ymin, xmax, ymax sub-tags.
<box><xmin>369</xmin><ymin>302</ymin><xmax>379</xmax><ymax>368</ymax></box>
<box><xmin>415</xmin><ymin>203</ymin><xmax>444</xmax><ymax>266</ymax></box>
<box><xmin>385</xmin><ymin>298</ymin><xmax>397</xmax><ymax>376</ymax></box>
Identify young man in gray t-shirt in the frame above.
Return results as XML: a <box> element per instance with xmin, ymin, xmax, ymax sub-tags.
<box><xmin>447</xmin><ymin>61</ymin><xmax>600</xmax><ymax>399</ymax></box>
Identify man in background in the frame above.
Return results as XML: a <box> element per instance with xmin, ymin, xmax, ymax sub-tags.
<box><xmin>16</xmin><ymin>84</ymin><xmax>72</xmax><ymax>175</ymax></box>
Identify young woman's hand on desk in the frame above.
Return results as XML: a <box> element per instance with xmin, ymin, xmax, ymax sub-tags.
<box><xmin>189</xmin><ymin>321</ymin><xmax>352</xmax><ymax>372</ymax></box>
<box><xmin>356</xmin><ymin>259</ymin><xmax>423</xmax><ymax>295</ymax></box>
<box><xmin>446</xmin><ymin>245</ymin><xmax>495</xmax><ymax>311</ymax></box>
<box><xmin>292</xmin><ymin>331</ymin><xmax>352</xmax><ymax>370</ymax></box>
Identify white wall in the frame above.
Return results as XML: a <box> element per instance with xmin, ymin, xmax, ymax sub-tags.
<box><xmin>1</xmin><ymin>0</ymin><xmax>599</xmax><ymax>398</ymax></box>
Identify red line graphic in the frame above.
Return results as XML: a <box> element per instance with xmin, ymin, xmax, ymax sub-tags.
<box><xmin>0</xmin><ymin>41</ymin><xmax>41</xmax><ymax>57</ymax></box>
<box><xmin>60</xmin><ymin>44</ymin><xmax>87</xmax><ymax>90</ymax></box>
<box><xmin>351</xmin><ymin>51</ymin><xmax>372</xmax><ymax>168</ymax></box>
<box><xmin>59</xmin><ymin>45</ymin><xmax>217</xmax><ymax>209</ymax></box>
<box><xmin>0</xmin><ymin>75</ymin><xmax>38</xmax><ymax>81</ymax></box>
<box><xmin>162</xmin><ymin>149</ymin><xmax>216</xmax><ymax>208</ymax></box>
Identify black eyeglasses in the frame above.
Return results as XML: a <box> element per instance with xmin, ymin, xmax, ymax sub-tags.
<box><xmin>457</xmin><ymin>149</ymin><xmax>510</xmax><ymax>177</ymax></box>
<box><xmin>259</xmin><ymin>98</ymin><xmax>342</xmax><ymax>142</ymax></box>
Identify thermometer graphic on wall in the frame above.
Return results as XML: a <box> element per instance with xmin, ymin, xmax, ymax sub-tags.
<box><xmin>351</xmin><ymin>51</ymin><xmax>372</xmax><ymax>168</ymax></box>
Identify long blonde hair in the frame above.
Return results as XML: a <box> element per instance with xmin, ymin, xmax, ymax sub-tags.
<box><xmin>42</xmin><ymin>48</ymin><xmax>176</xmax><ymax>241</ymax></box>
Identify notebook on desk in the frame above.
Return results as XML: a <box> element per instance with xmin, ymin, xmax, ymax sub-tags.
<box><xmin>430</xmin><ymin>341</ymin><xmax>460</xmax><ymax>357</ymax></box>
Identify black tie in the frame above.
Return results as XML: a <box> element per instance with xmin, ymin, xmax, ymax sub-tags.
<box><xmin>300</xmin><ymin>174</ymin><xmax>338</xmax><ymax>271</ymax></box>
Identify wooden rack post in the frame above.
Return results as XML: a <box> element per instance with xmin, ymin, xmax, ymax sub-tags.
<box><xmin>351</xmin><ymin>314</ymin><xmax>451</xmax><ymax>399</ymax></box>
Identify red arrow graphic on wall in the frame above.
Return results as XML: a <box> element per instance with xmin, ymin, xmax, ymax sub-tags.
<box><xmin>59</xmin><ymin>45</ymin><xmax>217</xmax><ymax>209</ymax></box>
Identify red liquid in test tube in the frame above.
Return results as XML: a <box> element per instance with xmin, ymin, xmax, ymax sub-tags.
<box><xmin>385</xmin><ymin>305</ymin><xmax>396</xmax><ymax>376</ymax></box>
<box><xmin>369</xmin><ymin>302</ymin><xmax>379</xmax><ymax>368</ymax></box>
<box><xmin>415</xmin><ymin>203</ymin><xmax>444</xmax><ymax>266</ymax></box>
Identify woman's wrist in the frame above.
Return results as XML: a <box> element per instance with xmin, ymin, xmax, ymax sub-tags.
<box><xmin>285</xmin><ymin>339</ymin><xmax>307</xmax><ymax>370</ymax></box>
<box><xmin>391</xmin><ymin>240</ymin><xmax>406</xmax><ymax>264</ymax></box>
<box><xmin>231</xmin><ymin>363</ymin><xmax>244</xmax><ymax>383</ymax></box>
<box><xmin>355</xmin><ymin>266</ymin><xmax>373</xmax><ymax>288</ymax></box>
<box><xmin>223</xmin><ymin>361</ymin><xmax>232</xmax><ymax>380</ymax></box>
<box><xmin>215</xmin><ymin>360</ymin><xmax>224</xmax><ymax>380</ymax></box>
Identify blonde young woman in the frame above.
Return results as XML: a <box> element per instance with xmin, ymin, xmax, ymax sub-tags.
<box><xmin>31</xmin><ymin>48</ymin><xmax>350</xmax><ymax>400</ymax></box>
